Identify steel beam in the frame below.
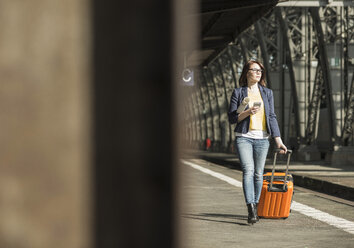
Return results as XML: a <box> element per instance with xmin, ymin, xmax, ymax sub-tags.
<box><xmin>203</xmin><ymin>46</ymin><xmax>228</xmax><ymax>67</ymax></box>
<box><xmin>239</xmin><ymin>26</ymin><xmax>262</xmax><ymax>62</ymax></box>
<box><xmin>342</xmin><ymin>72</ymin><xmax>354</xmax><ymax>144</ymax></box>
<box><xmin>184</xmin><ymin>98</ymin><xmax>194</xmax><ymax>145</ymax></box>
<box><xmin>202</xmin><ymin>13</ymin><xmax>223</xmax><ymax>37</ymax></box>
<box><xmin>226</xmin><ymin>46</ymin><xmax>239</xmax><ymax>88</ymax></box>
<box><xmin>229</xmin><ymin>43</ymin><xmax>245</xmax><ymax>86</ymax></box>
<box><xmin>255</xmin><ymin>21</ymin><xmax>272</xmax><ymax>88</ymax></box>
<box><xmin>191</xmin><ymin>87</ymin><xmax>204</xmax><ymax>146</ymax></box>
<box><xmin>217</xmin><ymin>58</ymin><xmax>233</xmax><ymax>150</ymax></box>
<box><xmin>310</xmin><ymin>7</ymin><xmax>337</xmax><ymax>146</ymax></box>
<box><xmin>204</xmin><ymin>67</ymin><xmax>222</xmax><ymax>149</ymax></box>
<box><xmin>187</xmin><ymin>91</ymin><xmax>198</xmax><ymax>145</ymax></box>
<box><xmin>202</xmin><ymin>69</ymin><xmax>215</xmax><ymax>142</ymax></box>
<box><xmin>238</xmin><ymin>36</ymin><xmax>249</xmax><ymax>62</ymax></box>
<box><xmin>276</xmin><ymin>8</ymin><xmax>301</xmax><ymax>145</ymax></box>
<box><xmin>196</xmin><ymin>72</ymin><xmax>209</xmax><ymax>141</ymax></box>
<box><xmin>202</xmin><ymin>0</ymin><xmax>279</xmax><ymax>14</ymax></box>
<box><xmin>207</xmin><ymin>66</ymin><xmax>223</xmax><ymax>150</ymax></box>
<box><xmin>306</xmin><ymin>65</ymin><xmax>323</xmax><ymax>144</ymax></box>
<box><xmin>278</xmin><ymin>0</ymin><xmax>354</xmax><ymax>7</ymax></box>
<box><xmin>202</xmin><ymin>37</ymin><xmax>233</xmax><ymax>50</ymax></box>
<box><xmin>344</xmin><ymin>6</ymin><xmax>349</xmax><ymax>108</ymax></box>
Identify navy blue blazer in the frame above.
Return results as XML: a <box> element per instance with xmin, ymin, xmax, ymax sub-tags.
<box><xmin>228</xmin><ymin>85</ymin><xmax>281</xmax><ymax>137</ymax></box>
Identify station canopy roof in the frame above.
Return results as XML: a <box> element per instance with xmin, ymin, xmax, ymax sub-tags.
<box><xmin>189</xmin><ymin>0</ymin><xmax>280</xmax><ymax>67</ymax></box>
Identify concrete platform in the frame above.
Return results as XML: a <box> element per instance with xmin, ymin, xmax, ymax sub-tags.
<box><xmin>182</xmin><ymin>150</ymin><xmax>354</xmax><ymax>202</ymax></box>
<box><xmin>179</xmin><ymin>158</ymin><xmax>354</xmax><ymax>248</ymax></box>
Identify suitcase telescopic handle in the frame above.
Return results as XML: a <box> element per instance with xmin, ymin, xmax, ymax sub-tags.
<box><xmin>270</xmin><ymin>149</ymin><xmax>292</xmax><ymax>191</ymax></box>
<box><xmin>274</xmin><ymin>148</ymin><xmax>292</xmax><ymax>154</ymax></box>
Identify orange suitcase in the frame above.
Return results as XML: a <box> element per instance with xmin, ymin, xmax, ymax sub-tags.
<box><xmin>258</xmin><ymin>149</ymin><xmax>293</xmax><ymax>219</ymax></box>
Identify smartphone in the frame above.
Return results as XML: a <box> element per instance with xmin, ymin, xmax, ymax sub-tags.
<box><xmin>253</xmin><ymin>102</ymin><xmax>261</xmax><ymax>107</ymax></box>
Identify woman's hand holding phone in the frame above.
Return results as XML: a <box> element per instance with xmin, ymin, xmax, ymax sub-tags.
<box><xmin>249</xmin><ymin>106</ymin><xmax>259</xmax><ymax>115</ymax></box>
<box><xmin>249</xmin><ymin>102</ymin><xmax>261</xmax><ymax>115</ymax></box>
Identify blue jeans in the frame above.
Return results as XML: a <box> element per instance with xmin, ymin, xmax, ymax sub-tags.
<box><xmin>236</xmin><ymin>137</ymin><xmax>270</xmax><ymax>204</ymax></box>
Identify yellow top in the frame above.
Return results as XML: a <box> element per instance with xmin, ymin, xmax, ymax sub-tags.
<box><xmin>248</xmin><ymin>89</ymin><xmax>266</xmax><ymax>131</ymax></box>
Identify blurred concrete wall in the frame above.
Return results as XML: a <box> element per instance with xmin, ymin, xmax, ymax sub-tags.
<box><xmin>0</xmin><ymin>1</ymin><xmax>91</xmax><ymax>247</ymax></box>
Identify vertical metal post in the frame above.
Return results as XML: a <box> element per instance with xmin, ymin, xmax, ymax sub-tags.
<box><xmin>303</xmin><ymin>8</ymin><xmax>308</xmax><ymax>127</ymax></box>
<box><xmin>276</xmin><ymin>7</ymin><xmax>300</xmax><ymax>145</ymax></box>
<box><xmin>184</xmin><ymin>100</ymin><xmax>192</xmax><ymax>145</ymax></box>
<box><xmin>307</xmin><ymin>8</ymin><xmax>312</xmax><ymax>114</ymax></box>
<box><xmin>310</xmin><ymin>7</ymin><xmax>336</xmax><ymax>147</ymax></box>
<box><xmin>197</xmin><ymin>73</ymin><xmax>209</xmax><ymax>141</ymax></box>
<box><xmin>280</xmin><ymin>36</ymin><xmax>285</xmax><ymax>139</ymax></box>
<box><xmin>344</xmin><ymin>6</ymin><xmax>349</xmax><ymax>109</ymax></box>
<box><xmin>340</xmin><ymin>7</ymin><xmax>344</xmax><ymax>132</ymax></box>
<box><xmin>217</xmin><ymin>58</ymin><xmax>233</xmax><ymax>150</ymax></box>
<box><xmin>342</xmin><ymin>73</ymin><xmax>354</xmax><ymax>145</ymax></box>
<box><xmin>217</xmin><ymin>59</ymin><xmax>230</xmax><ymax>110</ymax></box>
<box><xmin>191</xmin><ymin>87</ymin><xmax>204</xmax><ymax>147</ymax></box>
<box><xmin>227</xmin><ymin>46</ymin><xmax>239</xmax><ymax>88</ymax></box>
<box><xmin>238</xmin><ymin>36</ymin><xmax>249</xmax><ymax>62</ymax></box>
<box><xmin>202</xmin><ymin>69</ymin><xmax>215</xmax><ymax>142</ymax></box>
<box><xmin>208</xmin><ymin>67</ymin><xmax>222</xmax><ymax>150</ymax></box>
<box><xmin>187</xmin><ymin>91</ymin><xmax>198</xmax><ymax>146</ymax></box>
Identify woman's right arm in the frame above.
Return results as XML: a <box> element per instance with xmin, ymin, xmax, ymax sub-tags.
<box><xmin>237</xmin><ymin>108</ymin><xmax>253</xmax><ymax>122</ymax></box>
<box><xmin>228</xmin><ymin>89</ymin><xmax>258</xmax><ymax>123</ymax></box>
<box><xmin>228</xmin><ymin>89</ymin><xmax>239</xmax><ymax>124</ymax></box>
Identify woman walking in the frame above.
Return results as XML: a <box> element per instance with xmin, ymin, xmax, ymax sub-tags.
<box><xmin>228</xmin><ymin>60</ymin><xmax>287</xmax><ymax>224</ymax></box>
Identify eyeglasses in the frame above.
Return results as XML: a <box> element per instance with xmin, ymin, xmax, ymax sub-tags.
<box><xmin>249</xmin><ymin>69</ymin><xmax>263</xmax><ymax>74</ymax></box>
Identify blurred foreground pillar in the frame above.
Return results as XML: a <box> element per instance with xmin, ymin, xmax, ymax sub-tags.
<box><xmin>0</xmin><ymin>0</ymin><xmax>191</xmax><ymax>246</ymax></box>
<box><xmin>93</xmin><ymin>0</ymin><xmax>177</xmax><ymax>246</ymax></box>
<box><xmin>0</xmin><ymin>1</ymin><xmax>92</xmax><ymax>247</ymax></box>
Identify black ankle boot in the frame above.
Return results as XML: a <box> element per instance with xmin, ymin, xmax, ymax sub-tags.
<box><xmin>247</xmin><ymin>204</ymin><xmax>257</xmax><ymax>224</ymax></box>
<box><xmin>255</xmin><ymin>203</ymin><xmax>259</xmax><ymax>221</ymax></box>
